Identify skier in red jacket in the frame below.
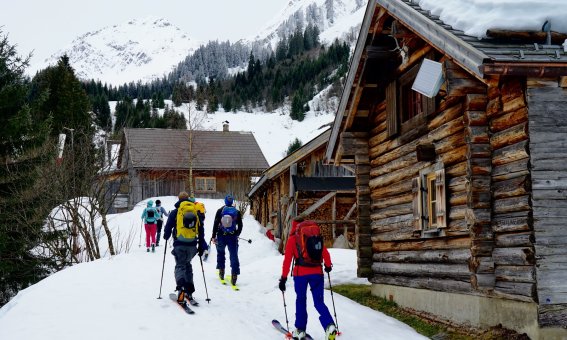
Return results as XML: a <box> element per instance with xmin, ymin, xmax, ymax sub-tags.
<box><xmin>279</xmin><ymin>216</ymin><xmax>337</xmax><ymax>340</ymax></box>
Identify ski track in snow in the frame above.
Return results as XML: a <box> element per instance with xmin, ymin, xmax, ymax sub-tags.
<box><xmin>0</xmin><ymin>197</ymin><xmax>426</xmax><ymax>340</ymax></box>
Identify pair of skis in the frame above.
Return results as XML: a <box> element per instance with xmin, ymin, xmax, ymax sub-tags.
<box><xmin>168</xmin><ymin>293</ymin><xmax>199</xmax><ymax>314</ymax></box>
<box><xmin>219</xmin><ymin>273</ymin><xmax>239</xmax><ymax>291</ymax></box>
<box><xmin>272</xmin><ymin>320</ymin><xmax>314</xmax><ymax>340</ymax></box>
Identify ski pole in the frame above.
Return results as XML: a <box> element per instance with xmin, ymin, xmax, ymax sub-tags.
<box><xmin>281</xmin><ymin>291</ymin><xmax>290</xmax><ymax>332</ymax></box>
<box><xmin>139</xmin><ymin>220</ymin><xmax>143</xmax><ymax>247</ymax></box>
<box><xmin>327</xmin><ymin>271</ymin><xmax>341</xmax><ymax>334</ymax></box>
<box><xmin>203</xmin><ymin>238</ymin><xmax>213</xmax><ymax>261</ymax></box>
<box><xmin>157</xmin><ymin>239</ymin><xmax>168</xmax><ymax>299</ymax></box>
<box><xmin>238</xmin><ymin>237</ymin><xmax>252</xmax><ymax>244</ymax></box>
<box><xmin>199</xmin><ymin>254</ymin><xmax>211</xmax><ymax>303</ymax></box>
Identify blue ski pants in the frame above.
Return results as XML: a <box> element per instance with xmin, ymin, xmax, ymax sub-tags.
<box><xmin>216</xmin><ymin>234</ymin><xmax>240</xmax><ymax>275</ymax></box>
<box><xmin>293</xmin><ymin>274</ymin><xmax>334</xmax><ymax>331</ymax></box>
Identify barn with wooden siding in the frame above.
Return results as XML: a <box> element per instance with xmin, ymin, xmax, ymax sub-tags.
<box><xmin>116</xmin><ymin>126</ymin><xmax>268</xmax><ymax>209</ymax></box>
<box><xmin>325</xmin><ymin>0</ymin><xmax>567</xmax><ymax>338</ymax></box>
<box><xmin>249</xmin><ymin>129</ymin><xmax>356</xmax><ymax>251</ymax></box>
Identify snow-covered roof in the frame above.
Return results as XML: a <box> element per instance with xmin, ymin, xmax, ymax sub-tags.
<box><xmin>418</xmin><ymin>0</ymin><xmax>567</xmax><ymax>38</ymax></box>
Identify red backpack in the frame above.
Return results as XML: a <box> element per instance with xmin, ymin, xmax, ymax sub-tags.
<box><xmin>295</xmin><ymin>221</ymin><xmax>323</xmax><ymax>267</ymax></box>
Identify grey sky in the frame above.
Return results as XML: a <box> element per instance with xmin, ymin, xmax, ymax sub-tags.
<box><xmin>0</xmin><ymin>0</ymin><xmax>288</xmax><ymax>67</ymax></box>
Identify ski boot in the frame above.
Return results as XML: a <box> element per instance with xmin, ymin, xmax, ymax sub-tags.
<box><xmin>291</xmin><ymin>329</ymin><xmax>306</xmax><ymax>340</ymax></box>
<box><xmin>325</xmin><ymin>324</ymin><xmax>337</xmax><ymax>340</ymax></box>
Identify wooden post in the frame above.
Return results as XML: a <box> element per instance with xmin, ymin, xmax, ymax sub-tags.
<box><xmin>289</xmin><ymin>163</ymin><xmax>297</xmax><ymax>197</ymax></box>
<box><xmin>332</xmin><ymin>195</ymin><xmax>337</xmax><ymax>239</ymax></box>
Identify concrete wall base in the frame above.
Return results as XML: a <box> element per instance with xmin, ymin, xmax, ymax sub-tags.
<box><xmin>371</xmin><ymin>284</ymin><xmax>567</xmax><ymax>340</ymax></box>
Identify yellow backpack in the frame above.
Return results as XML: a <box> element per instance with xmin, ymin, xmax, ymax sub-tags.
<box><xmin>195</xmin><ymin>202</ymin><xmax>206</xmax><ymax>214</ymax></box>
<box><xmin>176</xmin><ymin>201</ymin><xmax>199</xmax><ymax>242</ymax></box>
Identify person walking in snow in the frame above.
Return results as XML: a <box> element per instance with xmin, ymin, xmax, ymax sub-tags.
<box><xmin>211</xmin><ymin>194</ymin><xmax>243</xmax><ymax>285</ymax></box>
<box><xmin>155</xmin><ymin>199</ymin><xmax>168</xmax><ymax>247</ymax></box>
<box><xmin>278</xmin><ymin>216</ymin><xmax>337</xmax><ymax>340</ymax></box>
<box><xmin>141</xmin><ymin>200</ymin><xmax>160</xmax><ymax>252</ymax></box>
<box><xmin>163</xmin><ymin>191</ymin><xmax>207</xmax><ymax>304</ymax></box>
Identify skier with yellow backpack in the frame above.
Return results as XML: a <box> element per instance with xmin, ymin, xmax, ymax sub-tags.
<box><xmin>163</xmin><ymin>192</ymin><xmax>207</xmax><ymax>305</ymax></box>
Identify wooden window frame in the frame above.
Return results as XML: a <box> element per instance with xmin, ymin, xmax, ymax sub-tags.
<box><xmin>195</xmin><ymin>176</ymin><xmax>216</xmax><ymax>193</ymax></box>
<box><xmin>387</xmin><ymin>60</ymin><xmax>437</xmax><ymax>138</ymax></box>
<box><xmin>413</xmin><ymin>162</ymin><xmax>447</xmax><ymax>237</ymax></box>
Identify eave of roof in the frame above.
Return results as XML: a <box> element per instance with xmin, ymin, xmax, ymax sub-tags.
<box><xmin>325</xmin><ymin>2</ymin><xmax>377</xmax><ymax>163</ymax></box>
<box><xmin>248</xmin><ymin>129</ymin><xmax>331</xmax><ymax>198</ymax></box>
<box><xmin>378</xmin><ymin>0</ymin><xmax>490</xmax><ymax>80</ymax></box>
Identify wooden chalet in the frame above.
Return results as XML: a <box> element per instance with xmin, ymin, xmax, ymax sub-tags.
<box><xmin>115</xmin><ymin>125</ymin><xmax>268</xmax><ymax>209</ymax></box>
<box><xmin>248</xmin><ymin>129</ymin><xmax>356</xmax><ymax>250</ymax></box>
<box><xmin>326</xmin><ymin>0</ymin><xmax>567</xmax><ymax>338</ymax></box>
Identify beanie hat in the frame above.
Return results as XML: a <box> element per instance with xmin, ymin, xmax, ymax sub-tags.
<box><xmin>147</xmin><ymin>200</ymin><xmax>154</xmax><ymax>207</ymax></box>
<box><xmin>178</xmin><ymin>191</ymin><xmax>189</xmax><ymax>200</ymax></box>
<box><xmin>155</xmin><ymin>199</ymin><xmax>161</xmax><ymax>206</ymax></box>
<box><xmin>224</xmin><ymin>194</ymin><xmax>234</xmax><ymax>206</ymax></box>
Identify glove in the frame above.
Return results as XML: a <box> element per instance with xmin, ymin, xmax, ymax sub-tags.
<box><xmin>278</xmin><ymin>277</ymin><xmax>287</xmax><ymax>292</ymax></box>
<box><xmin>197</xmin><ymin>246</ymin><xmax>204</xmax><ymax>257</ymax></box>
<box><xmin>324</xmin><ymin>265</ymin><xmax>332</xmax><ymax>273</ymax></box>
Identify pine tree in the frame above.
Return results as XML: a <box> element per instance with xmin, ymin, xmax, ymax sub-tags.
<box><xmin>285</xmin><ymin>138</ymin><xmax>303</xmax><ymax>156</ymax></box>
<box><xmin>0</xmin><ymin>32</ymin><xmax>54</xmax><ymax>306</ymax></box>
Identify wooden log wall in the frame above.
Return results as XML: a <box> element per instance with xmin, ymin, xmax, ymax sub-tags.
<box><xmin>368</xmin><ymin>58</ymin><xmax>478</xmax><ymax>294</ymax></box>
<box><xmin>462</xmin><ymin>75</ymin><xmax>493</xmax><ymax>292</ymax></box>
<box><xmin>488</xmin><ymin>77</ymin><xmax>536</xmax><ymax>303</ymax></box>
<box><xmin>341</xmin><ymin>131</ymin><xmax>373</xmax><ymax>278</ymax></box>
<box><xmin>527</xmin><ymin>79</ymin><xmax>567</xmax><ymax>327</ymax></box>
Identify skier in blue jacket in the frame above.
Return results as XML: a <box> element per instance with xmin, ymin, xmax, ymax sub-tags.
<box><xmin>141</xmin><ymin>200</ymin><xmax>159</xmax><ymax>252</ymax></box>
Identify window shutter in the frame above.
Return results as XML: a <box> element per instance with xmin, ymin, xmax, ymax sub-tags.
<box><xmin>435</xmin><ymin>166</ymin><xmax>447</xmax><ymax>228</ymax></box>
<box><xmin>386</xmin><ymin>81</ymin><xmax>398</xmax><ymax>137</ymax></box>
<box><xmin>412</xmin><ymin>177</ymin><xmax>423</xmax><ymax>230</ymax></box>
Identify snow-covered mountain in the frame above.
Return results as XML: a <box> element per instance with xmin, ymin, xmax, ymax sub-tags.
<box><xmin>37</xmin><ymin>0</ymin><xmax>367</xmax><ymax>85</ymax></box>
<box><xmin>39</xmin><ymin>17</ymin><xmax>200</xmax><ymax>85</ymax></box>
<box><xmin>247</xmin><ymin>0</ymin><xmax>367</xmax><ymax>49</ymax></box>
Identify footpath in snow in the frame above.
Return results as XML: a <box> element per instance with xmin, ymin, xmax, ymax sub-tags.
<box><xmin>0</xmin><ymin>197</ymin><xmax>426</xmax><ymax>340</ymax></box>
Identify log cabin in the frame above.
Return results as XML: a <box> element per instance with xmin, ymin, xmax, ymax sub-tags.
<box><xmin>112</xmin><ymin>124</ymin><xmax>268</xmax><ymax>210</ymax></box>
<box><xmin>325</xmin><ymin>0</ymin><xmax>567</xmax><ymax>338</ymax></box>
<box><xmin>248</xmin><ymin>129</ymin><xmax>356</xmax><ymax>251</ymax></box>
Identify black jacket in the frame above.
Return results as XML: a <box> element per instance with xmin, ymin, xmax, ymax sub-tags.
<box><xmin>212</xmin><ymin>205</ymin><xmax>243</xmax><ymax>238</ymax></box>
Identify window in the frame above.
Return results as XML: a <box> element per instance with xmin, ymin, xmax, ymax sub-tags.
<box><xmin>386</xmin><ymin>61</ymin><xmax>437</xmax><ymax>137</ymax></box>
<box><xmin>412</xmin><ymin>162</ymin><xmax>447</xmax><ymax>234</ymax></box>
<box><xmin>195</xmin><ymin>177</ymin><xmax>216</xmax><ymax>192</ymax></box>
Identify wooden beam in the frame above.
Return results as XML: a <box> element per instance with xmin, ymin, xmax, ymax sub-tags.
<box><xmin>344</xmin><ymin>84</ymin><xmax>364</xmax><ymax>130</ymax></box>
<box><xmin>397</xmin><ymin>45</ymin><xmax>433</xmax><ymax>74</ymax></box>
<box><xmin>345</xmin><ymin>203</ymin><xmax>357</xmax><ymax>220</ymax></box>
<box><xmin>486</xmin><ymin>29</ymin><xmax>567</xmax><ymax>44</ymax></box>
<box><xmin>300</xmin><ymin>191</ymin><xmax>337</xmax><ymax>217</ymax></box>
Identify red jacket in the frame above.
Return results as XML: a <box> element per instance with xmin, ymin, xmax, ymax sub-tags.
<box><xmin>281</xmin><ymin>220</ymin><xmax>332</xmax><ymax>278</ymax></box>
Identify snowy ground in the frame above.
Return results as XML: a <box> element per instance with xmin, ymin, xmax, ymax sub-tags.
<box><xmin>0</xmin><ymin>197</ymin><xmax>426</xmax><ymax>340</ymax></box>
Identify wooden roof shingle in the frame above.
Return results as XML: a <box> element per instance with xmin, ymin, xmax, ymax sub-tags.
<box><xmin>122</xmin><ymin>128</ymin><xmax>269</xmax><ymax>171</ymax></box>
